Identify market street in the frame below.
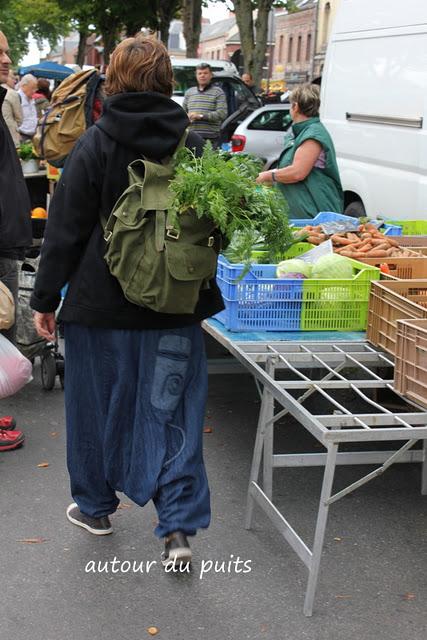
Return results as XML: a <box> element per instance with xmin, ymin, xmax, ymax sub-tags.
<box><xmin>1</xmin><ymin>336</ymin><xmax>426</xmax><ymax>640</ymax></box>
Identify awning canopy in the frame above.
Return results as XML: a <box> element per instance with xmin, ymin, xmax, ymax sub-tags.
<box><xmin>18</xmin><ymin>60</ymin><xmax>75</xmax><ymax>81</ymax></box>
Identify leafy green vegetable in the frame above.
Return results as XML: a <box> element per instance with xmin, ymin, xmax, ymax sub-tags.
<box><xmin>276</xmin><ymin>259</ymin><xmax>312</xmax><ymax>279</ymax></box>
<box><xmin>311</xmin><ymin>254</ymin><xmax>354</xmax><ymax>280</ymax></box>
<box><xmin>168</xmin><ymin>144</ymin><xmax>293</xmax><ymax>267</ymax></box>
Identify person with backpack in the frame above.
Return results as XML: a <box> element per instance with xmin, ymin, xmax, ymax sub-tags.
<box><xmin>30</xmin><ymin>35</ymin><xmax>224</xmax><ymax>566</ymax></box>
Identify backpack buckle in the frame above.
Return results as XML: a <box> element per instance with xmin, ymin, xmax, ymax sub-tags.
<box><xmin>166</xmin><ymin>228</ymin><xmax>180</xmax><ymax>240</ymax></box>
<box><xmin>104</xmin><ymin>230</ymin><xmax>113</xmax><ymax>242</ymax></box>
<box><xmin>207</xmin><ymin>236</ymin><xmax>215</xmax><ymax>247</ymax></box>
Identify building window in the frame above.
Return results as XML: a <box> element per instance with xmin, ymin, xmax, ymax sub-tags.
<box><xmin>287</xmin><ymin>36</ymin><xmax>293</xmax><ymax>63</ymax></box>
<box><xmin>296</xmin><ymin>35</ymin><xmax>302</xmax><ymax>62</ymax></box>
<box><xmin>306</xmin><ymin>33</ymin><xmax>312</xmax><ymax>61</ymax></box>
<box><xmin>217</xmin><ymin>50</ymin><xmax>220</xmax><ymax>59</ymax></box>
<box><xmin>278</xmin><ymin>35</ymin><xmax>284</xmax><ymax>62</ymax></box>
<box><xmin>211</xmin><ymin>51</ymin><xmax>214</xmax><ymax>59</ymax></box>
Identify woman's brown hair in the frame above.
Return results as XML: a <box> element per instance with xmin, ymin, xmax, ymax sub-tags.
<box><xmin>290</xmin><ymin>84</ymin><xmax>320</xmax><ymax>118</ymax></box>
<box><xmin>104</xmin><ymin>34</ymin><xmax>173</xmax><ymax>97</ymax></box>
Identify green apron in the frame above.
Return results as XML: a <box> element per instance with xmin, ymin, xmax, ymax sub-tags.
<box><xmin>277</xmin><ymin>117</ymin><xmax>344</xmax><ymax>219</ymax></box>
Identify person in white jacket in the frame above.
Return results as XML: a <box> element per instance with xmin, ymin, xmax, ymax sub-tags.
<box><xmin>17</xmin><ymin>73</ymin><xmax>37</xmax><ymax>141</ymax></box>
<box><xmin>1</xmin><ymin>70</ymin><xmax>22</xmax><ymax>147</ymax></box>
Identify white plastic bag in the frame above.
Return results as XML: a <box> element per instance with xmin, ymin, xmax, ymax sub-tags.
<box><xmin>0</xmin><ymin>333</ymin><xmax>33</xmax><ymax>399</ymax></box>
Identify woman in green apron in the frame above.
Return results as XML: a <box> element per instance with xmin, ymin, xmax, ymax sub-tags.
<box><xmin>256</xmin><ymin>84</ymin><xmax>344</xmax><ymax>219</ymax></box>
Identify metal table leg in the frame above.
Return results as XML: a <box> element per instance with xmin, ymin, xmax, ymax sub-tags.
<box><xmin>303</xmin><ymin>443</ymin><xmax>339</xmax><ymax>617</ymax></box>
<box><xmin>262</xmin><ymin>359</ymin><xmax>276</xmax><ymax>501</ymax></box>
<box><xmin>245</xmin><ymin>383</ymin><xmax>271</xmax><ymax>530</ymax></box>
<box><xmin>422</xmin><ymin>439</ymin><xmax>427</xmax><ymax>495</ymax></box>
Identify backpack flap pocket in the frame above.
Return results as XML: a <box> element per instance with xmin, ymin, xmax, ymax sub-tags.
<box><xmin>143</xmin><ymin>241</ymin><xmax>217</xmax><ymax>314</ymax></box>
<box><xmin>111</xmin><ymin>186</ymin><xmax>144</xmax><ymax>228</ymax></box>
<box><xmin>166</xmin><ymin>241</ymin><xmax>217</xmax><ymax>283</ymax></box>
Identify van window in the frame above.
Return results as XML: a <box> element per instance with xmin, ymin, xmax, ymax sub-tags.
<box><xmin>173</xmin><ymin>65</ymin><xmax>228</xmax><ymax>96</ymax></box>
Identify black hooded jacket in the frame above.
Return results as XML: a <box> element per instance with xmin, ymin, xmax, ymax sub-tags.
<box><xmin>30</xmin><ymin>92</ymin><xmax>224</xmax><ymax>329</ymax></box>
<box><xmin>0</xmin><ymin>86</ymin><xmax>32</xmax><ymax>259</ymax></box>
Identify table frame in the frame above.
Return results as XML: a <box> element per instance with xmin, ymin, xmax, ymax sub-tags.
<box><xmin>203</xmin><ymin>321</ymin><xmax>427</xmax><ymax>616</ymax></box>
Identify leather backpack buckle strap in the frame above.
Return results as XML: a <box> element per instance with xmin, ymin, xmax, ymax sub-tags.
<box><xmin>166</xmin><ymin>228</ymin><xmax>180</xmax><ymax>240</ymax></box>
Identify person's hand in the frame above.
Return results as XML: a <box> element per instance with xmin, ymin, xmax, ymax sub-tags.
<box><xmin>256</xmin><ymin>171</ymin><xmax>273</xmax><ymax>185</ymax></box>
<box><xmin>34</xmin><ymin>312</ymin><xmax>56</xmax><ymax>342</ymax></box>
<box><xmin>188</xmin><ymin>112</ymin><xmax>202</xmax><ymax>122</ymax></box>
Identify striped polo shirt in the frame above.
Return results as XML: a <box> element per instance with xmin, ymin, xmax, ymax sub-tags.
<box><xmin>182</xmin><ymin>83</ymin><xmax>228</xmax><ymax>139</ymax></box>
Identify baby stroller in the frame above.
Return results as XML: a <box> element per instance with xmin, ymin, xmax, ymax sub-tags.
<box><xmin>16</xmin><ymin>250</ymin><xmax>65</xmax><ymax>391</ymax></box>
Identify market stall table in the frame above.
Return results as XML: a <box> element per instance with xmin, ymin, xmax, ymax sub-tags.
<box><xmin>203</xmin><ymin>318</ymin><xmax>427</xmax><ymax>616</ymax></box>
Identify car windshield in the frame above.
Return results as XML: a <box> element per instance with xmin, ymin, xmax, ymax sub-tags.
<box><xmin>173</xmin><ymin>65</ymin><xmax>231</xmax><ymax>95</ymax></box>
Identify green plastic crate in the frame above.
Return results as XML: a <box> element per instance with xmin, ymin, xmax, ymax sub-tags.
<box><xmin>386</xmin><ymin>220</ymin><xmax>427</xmax><ymax>235</ymax></box>
<box><xmin>301</xmin><ymin>258</ymin><xmax>380</xmax><ymax>331</ymax></box>
<box><xmin>283</xmin><ymin>242</ymin><xmax>315</xmax><ymax>259</ymax></box>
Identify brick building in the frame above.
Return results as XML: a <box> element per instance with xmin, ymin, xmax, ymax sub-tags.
<box><xmin>198</xmin><ymin>17</ymin><xmax>241</xmax><ymax>63</ymax></box>
<box><xmin>313</xmin><ymin>0</ymin><xmax>341</xmax><ymax>78</ymax></box>
<box><xmin>273</xmin><ymin>1</ymin><xmax>317</xmax><ymax>88</ymax></box>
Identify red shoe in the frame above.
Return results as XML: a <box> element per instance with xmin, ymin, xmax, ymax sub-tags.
<box><xmin>0</xmin><ymin>416</ymin><xmax>16</xmax><ymax>430</ymax></box>
<box><xmin>0</xmin><ymin>429</ymin><xmax>25</xmax><ymax>451</ymax></box>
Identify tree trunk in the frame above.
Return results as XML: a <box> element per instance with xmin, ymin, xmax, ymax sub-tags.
<box><xmin>182</xmin><ymin>0</ymin><xmax>202</xmax><ymax>58</ymax></box>
<box><xmin>232</xmin><ymin>0</ymin><xmax>256</xmax><ymax>75</ymax></box>
<box><xmin>253</xmin><ymin>0</ymin><xmax>272</xmax><ymax>89</ymax></box>
<box><xmin>102</xmin><ymin>29</ymin><xmax>117</xmax><ymax>64</ymax></box>
<box><xmin>76</xmin><ymin>28</ymin><xmax>87</xmax><ymax>67</ymax></box>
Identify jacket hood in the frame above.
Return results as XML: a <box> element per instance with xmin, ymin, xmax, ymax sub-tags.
<box><xmin>95</xmin><ymin>91</ymin><xmax>190</xmax><ymax>160</ymax></box>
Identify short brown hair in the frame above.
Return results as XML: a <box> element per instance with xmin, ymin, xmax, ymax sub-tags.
<box><xmin>104</xmin><ymin>35</ymin><xmax>173</xmax><ymax>97</ymax></box>
<box><xmin>37</xmin><ymin>78</ymin><xmax>51</xmax><ymax>99</ymax></box>
<box><xmin>290</xmin><ymin>84</ymin><xmax>320</xmax><ymax>117</ymax></box>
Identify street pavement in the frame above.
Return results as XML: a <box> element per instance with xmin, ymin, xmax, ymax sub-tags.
<box><xmin>1</xmin><ymin>335</ymin><xmax>426</xmax><ymax>640</ymax></box>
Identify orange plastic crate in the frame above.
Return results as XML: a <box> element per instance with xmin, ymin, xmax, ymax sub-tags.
<box><xmin>394</xmin><ymin>319</ymin><xmax>427</xmax><ymax>409</ymax></box>
<box><xmin>396</xmin><ymin>236</ymin><xmax>427</xmax><ymax>247</ymax></box>
<box><xmin>359</xmin><ymin>256</ymin><xmax>427</xmax><ymax>279</ymax></box>
<box><xmin>367</xmin><ymin>280</ymin><xmax>427</xmax><ymax>355</ymax></box>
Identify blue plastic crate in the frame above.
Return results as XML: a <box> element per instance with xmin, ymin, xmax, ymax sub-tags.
<box><xmin>290</xmin><ymin>212</ymin><xmax>356</xmax><ymax>227</ymax></box>
<box><xmin>289</xmin><ymin>212</ymin><xmax>402</xmax><ymax>235</ymax></box>
<box><xmin>382</xmin><ymin>224</ymin><xmax>402</xmax><ymax>236</ymax></box>
<box><xmin>215</xmin><ymin>256</ymin><xmax>303</xmax><ymax>331</ymax></box>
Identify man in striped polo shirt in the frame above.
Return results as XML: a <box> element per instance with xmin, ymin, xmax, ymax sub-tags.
<box><xmin>183</xmin><ymin>63</ymin><xmax>227</xmax><ymax>146</ymax></box>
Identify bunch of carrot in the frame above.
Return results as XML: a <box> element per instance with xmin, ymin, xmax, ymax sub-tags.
<box><xmin>295</xmin><ymin>223</ymin><xmax>416</xmax><ymax>258</ymax></box>
<box><xmin>293</xmin><ymin>225</ymin><xmax>327</xmax><ymax>246</ymax></box>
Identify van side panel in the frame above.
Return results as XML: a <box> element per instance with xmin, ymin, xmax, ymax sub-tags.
<box><xmin>321</xmin><ymin>0</ymin><xmax>427</xmax><ymax>219</ymax></box>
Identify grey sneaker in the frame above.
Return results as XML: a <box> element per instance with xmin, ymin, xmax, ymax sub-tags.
<box><xmin>66</xmin><ymin>503</ymin><xmax>113</xmax><ymax>536</ymax></box>
<box><xmin>161</xmin><ymin>531</ymin><xmax>192</xmax><ymax>567</ymax></box>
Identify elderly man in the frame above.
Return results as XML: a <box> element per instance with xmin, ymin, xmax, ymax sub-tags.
<box><xmin>17</xmin><ymin>73</ymin><xmax>38</xmax><ymax>141</ymax></box>
<box><xmin>182</xmin><ymin>63</ymin><xmax>227</xmax><ymax>146</ymax></box>
<box><xmin>1</xmin><ymin>69</ymin><xmax>23</xmax><ymax>147</ymax></box>
<box><xmin>0</xmin><ymin>30</ymin><xmax>32</xmax><ymax>451</ymax></box>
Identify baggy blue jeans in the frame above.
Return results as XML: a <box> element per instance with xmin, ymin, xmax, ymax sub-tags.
<box><xmin>63</xmin><ymin>322</ymin><xmax>210</xmax><ymax>538</ymax></box>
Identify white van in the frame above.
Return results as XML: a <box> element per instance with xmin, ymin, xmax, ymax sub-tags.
<box><xmin>320</xmin><ymin>0</ymin><xmax>427</xmax><ymax>220</ymax></box>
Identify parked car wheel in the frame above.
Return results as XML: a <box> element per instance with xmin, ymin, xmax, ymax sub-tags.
<box><xmin>344</xmin><ymin>200</ymin><xmax>366</xmax><ymax>218</ymax></box>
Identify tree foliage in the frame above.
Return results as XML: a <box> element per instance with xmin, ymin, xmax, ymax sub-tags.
<box><xmin>0</xmin><ymin>0</ymin><xmax>70</xmax><ymax>64</ymax></box>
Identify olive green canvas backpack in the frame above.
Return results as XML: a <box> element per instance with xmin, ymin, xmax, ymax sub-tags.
<box><xmin>103</xmin><ymin>132</ymin><xmax>219</xmax><ymax>315</ymax></box>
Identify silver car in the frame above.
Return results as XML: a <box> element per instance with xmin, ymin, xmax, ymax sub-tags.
<box><xmin>231</xmin><ymin>104</ymin><xmax>292</xmax><ymax>169</ymax></box>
